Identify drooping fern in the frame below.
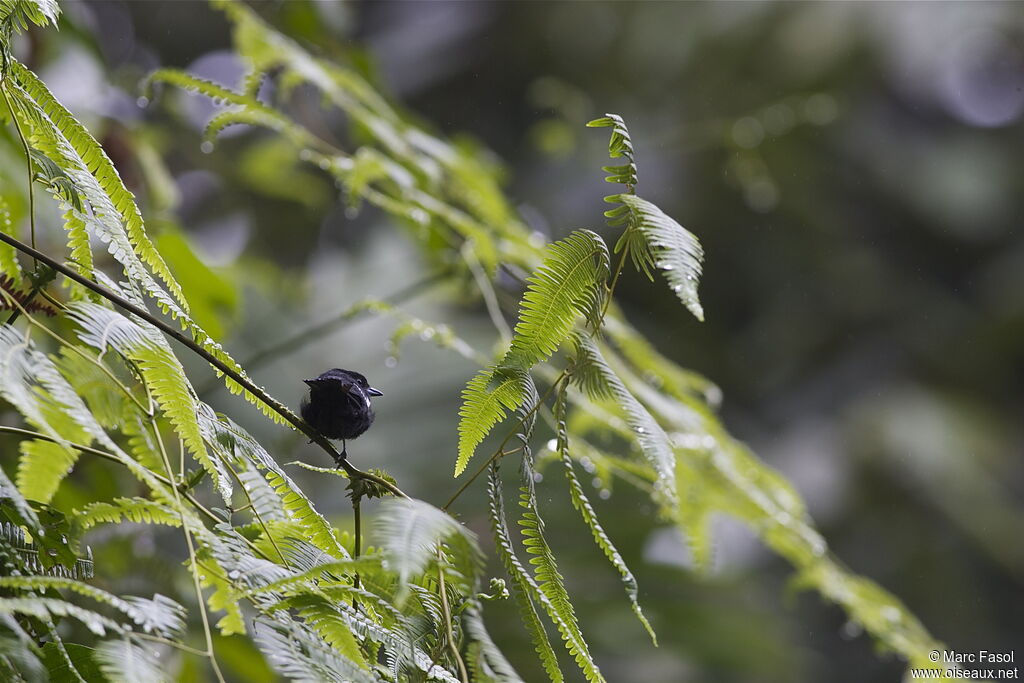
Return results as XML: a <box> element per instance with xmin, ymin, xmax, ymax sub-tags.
<box><xmin>502</xmin><ymin>229</ymin><xmax>609</xmax><ymax>369</ymax></box>
<box><xmin>456</xmin><ymin>230</ymin><xmax>609</xmax><ymax>475</ymax></box>
<box><xmin>488</xmin><ymin>465</ymin><xmax>563</xmax><ymax>683</ymax></box>
<box><xmin>67</xmin><ymin>301</ymin><xmax>232</xmax><ymax>504</ymax></box>
<box><xmin>570</xmin><ymin>332</ymin><xmax>676</xmax><ymax>505</ymax></box>
<box><xmin>553</xmin><ymin>386</ymin><xmax>655</xmax><ymax>643</ymax></box>
<box><xmin>456</xmin><ymin>367</ymin><xmax>533</xmax><ymax>477</ymax></box>
<box><xmin>0</xmin><ymin>0</ymin><xmax>58</xmax><ymax>37</ymax></box>
<box><xmin>589</xmin><ymin>114</ymin><xmax>705</xmax><ymax>320</ymax></box>
<box><xmin>517</xmin><ymin>431</ymin><xmax>603</xmax><ymax>682</ymax></box>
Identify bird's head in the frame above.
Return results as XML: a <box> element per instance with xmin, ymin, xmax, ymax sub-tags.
<box><xmin>303</xmin><ymin>368</ymin><xmax>383</xmax><ymax>397</ymax></box>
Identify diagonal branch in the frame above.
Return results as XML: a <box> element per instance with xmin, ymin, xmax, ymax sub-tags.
<box><xmin>0</xmin><ymin>229</ymin><xmax>408</xmax><ymax>499</ymax></box>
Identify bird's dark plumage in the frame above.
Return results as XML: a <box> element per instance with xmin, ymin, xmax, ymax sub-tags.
<box><xmin>300</xmin><ymin>368</ymin><xmax>382</xmax><ymax>460</ymax></box>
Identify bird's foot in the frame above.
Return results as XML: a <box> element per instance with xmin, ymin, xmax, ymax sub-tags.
<box><xmin>333</xmin><ymin>441</ymin><xmax>348</xmax><ymax>468</ymax></box>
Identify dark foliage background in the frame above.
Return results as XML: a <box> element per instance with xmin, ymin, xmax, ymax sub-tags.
<box><xmin>7</xmin><ymin>2</ymin><xmax>1021</xmax><ymax>680</ymax></box>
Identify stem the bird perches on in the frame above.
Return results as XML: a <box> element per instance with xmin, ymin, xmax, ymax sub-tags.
<box><xmin>0</xmin><ymin>229</ymin><xmax>409</xmax><ymax>500</ymax></box>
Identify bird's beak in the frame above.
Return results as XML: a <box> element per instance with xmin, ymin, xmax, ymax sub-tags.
<box><xmin>368</xmin><ymin>387</ymin><xmax>383</xmax><ymax>397</ymax></box>
<box><xmin>303</xmin><ymin>378</ymin><xmax>317</xmax><ymax>386</ymax></box>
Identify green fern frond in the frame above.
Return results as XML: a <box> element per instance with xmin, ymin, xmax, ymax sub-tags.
<box><xmin>68</xmin><ymin>303</ymin><xmax>232</xmax><ymax>500</ymax></box>
<box><xmin>143</xmin><ymin>69</ymin><xmax>248</xmax><ymax>107</ymax></box>
<box><xmin>8</xmin><ymin>60</ymin><xmax>187</xmax><ymax>310</ymax></box>
<box><xmin>94</xmin><ymin>637</ymin><xmax>167</xmax><ymax>683</ymax></box>
<box><xmin>590</xmin><ymin>114</ymin><xmax>705</xmax><ymax>320</ymax></box>
<box><xmin>0</xmin><ymin>0</ymin><xmax>59</xmax><ymax>34</ymax></box>
<box><xmin>456</xmin><ymin>366</ymin><xmax>532</xmax><ymax>476</ymax></box>
<box><xmin>0</xmin><ymin>325</ymin><xmax>90</xmax><ymax>450</ymax></box>
<box><xmin>7</xmin><ymin>67</ymin><xmax>283</xmax><ymax>427</ymax></box>
<box><xmin>196</xmin><ymin>547</ymin><xmax>246</xmax><ymax>636</ymax></box>
<box><xmin>199</xmin><ymin>408</ymin><xmax>349</xmax><ymax>557</ymax></box>
<box><xmin>15</xmin><ymin>439</ymin><xmax>76</xmax><ymax>505</ymax></box>
<box><xmin>617</xmin><ymin>194</ymin><xmax>704</xmax><ymax>320</ymax></box>
<box><xmin>518</xmin><ymin>449</ymin><xmax>604</xmax><ymax>682</ymax></box>
<box><xmin>586</xmin><ymin>114</ymin><xmax>637</xmax><ymax>189</ymax></box>
<box><xmin>236</xmin><ymin>466</ymin><xmax>286</xmax><ymax>522</ymax></box>
<box><xmin>73</xmin><ymin>498</ymin><xmax>182</xmax><ymax>532</ymax></box>
<box><xmin>53</xmin><ymin>346</ymin><xmax>138</xmax><ymax>429</ymax></box>
<box><xmin>571</xmin><ymin>333</ymin><xmax>676</xmax><ymax>505</ymax></box>
<box><xmin>488</xmin><ymin>465</ymin><xmax>563</xmax><ymax>683</ymax></box>
<box><xmin>0</xmin><ymin>325</ymin><xmax>194</xmax><ymax>498</ymax></box>
<box><xmin>373</xmin><ymin>498</ymin><xmax>479</xmax><ymax>600</ymax></box>
<box><xmin>252</xmin><ymin>615</ymin><xmax>378</xmax><ymax>683</ymax></box>
<box><xmin>266</xmin><ymin>467</ymin><xmax>347</xmax><ymax>555</ymax></box>
<box><xmin>0</xmin><ymin>468</ymin><xmax>41</xmax><ymax>544</ymax></box>
<box><xmin>289</xmin><ymin>597</ymin><xmax>372</xmax><ymax>674</ymax></box>
<box><xmin>0</xmin><ymin>577</ymin><xmax>186</xmax><ymax>638</ymax></box>
<box><xmin>463</xmin><ymin>603</ymin><xmax>525</xmax><ymax>683</ymax></box>
<box><xmin>503</xmin><ymin>229</ymin><xmax>609</xmax><ymax>369</ymax></box>
<box><xmin>675</xmin><ymin>486</ymin><xmax>714</xmax><ymax>574</ymax></box>
<box><xmin>554</xmin><ymin>389</ymin><xmax>656</xmax><ymax>644</ymax></box>
<box><xmin>0</xmin><ymin>596</ymin><xmax>122</xmax><ymax>637</ymax></box>
<box><xmin>29</xmin><ymin>148</ymin><xmax>83</xmax><ymax>212</ymax></box>
<box><xmin>0</xmin><ymin>522</ymin><xmax>94</xmax><ymax>579</ymax></box>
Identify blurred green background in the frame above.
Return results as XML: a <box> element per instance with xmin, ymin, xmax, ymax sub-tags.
<box><xmin>3</xmin><ymin>2</ymin><xmax>1022</xmax><ymax>681</ymax></box>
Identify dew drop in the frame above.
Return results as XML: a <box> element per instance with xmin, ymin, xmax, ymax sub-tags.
<box><xmin>385</xmin><ymin>356</ymin><xmax>398</xmax><ymax>368</ymax></box>
<box><xmin>532</xmin><ymin>472</ymin><xmax>543</xmax><ymax>483</ymax></box>
<box><xmin>199</xmin><ymin>141</ymin><xmax>214</xmax><ymax>154</ymax></box>
<box><xmin>881</xmin><ymin>606</ymin><xmax>901</xmax><ymax>623</ymax></box>
<box><xmin>599</xmin><ymin>489</ymin><xmax>611</xmax><ymax>500</ymax></box>
<box><xmin>545</xmin><ymin>439</ymin><xmax>557</xmax><ymax>452</ymax></box>
<box><xmin>591</xmin><ymin>477</ymin><xmax>603</xmax><ymax>489</ymax></box>
<box><xmin>136</xmin><ymin>96</ymin><xmax>149</xmax><ymax>108</ymax></box>
<box><xmin>635</xmin><ymin>426</ymin><xmax>646</xmax><ymax>434</ymax></box>
<box><xmin>227</xmin><ymin>570</ymin><xmax>241</xmax><ymax>580</ymax></box>
<box><xmin>840</xmin><ymin>620</ymin><xmax>863</xmax><ymax>640</ymax></box>
<box><xmin>580</xmin><ymin>457</ymin><xmax>596</xmax><ymax>473</ymax></box>
<box><xmin>419</xmin><ymin>329</ymin><xmax>435</xmax><ymax>341</ymax></box>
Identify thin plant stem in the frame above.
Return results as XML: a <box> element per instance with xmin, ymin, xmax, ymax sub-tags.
<box><xmin>436</xmin><ymin>545</ymin><xmax>469</xmax><ymax>683</ymax></box>
<box><xmin>132</xmin><ymin>632</ymin><xmax>210</xmax><ymax>658</ymax></box>
<box><xmin>150</xmin><ymin>417</ymin><xmax>227</xmax><ymax>683</ymax></box>
<box><xmin>462</xmin><ymin>242</ymin><xmax>511</xmax><ymax>342</ymax></box>
<box><xmin>44</xmin><ymin>619</ymin><xmax>87</xmax><ymax>683</ymax></box>
<box><xmin>0</xmin><ymin>229</ymin><xmax>408</xmax><ymax>499</ymax></box>
<box><xmin>223</xmin><ymin>458</ymin><xmax>289</xmax><ymax>567</ymax></box>
<box><xmin>0</xmin><ymin>425</ymin><xmax>222</xmax><ymax>526</ymax></box>
<box><xmin>601</xmin><ymin>226</ymin><xmax>634</xmax><ymax>322</ymax></box>
<box><xmin>352</xmin><ymin>495</ymin><xmax>361</xmax><ymax>603</ymax></box>
<box><xmin>9</xmin><ymin>299</ymin><xmax>151</xmax><ymax>416</ymax></box>
<box><xmin>1</xmin><ymin>84</ymin><xmax>36</xmax><ymax>252</ymax></box>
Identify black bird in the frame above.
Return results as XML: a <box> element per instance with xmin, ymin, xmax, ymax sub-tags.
<box><xmin>300</xmin><ymin>368</ymin><xmax>383</xmax><ymax>461</ymax></box>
